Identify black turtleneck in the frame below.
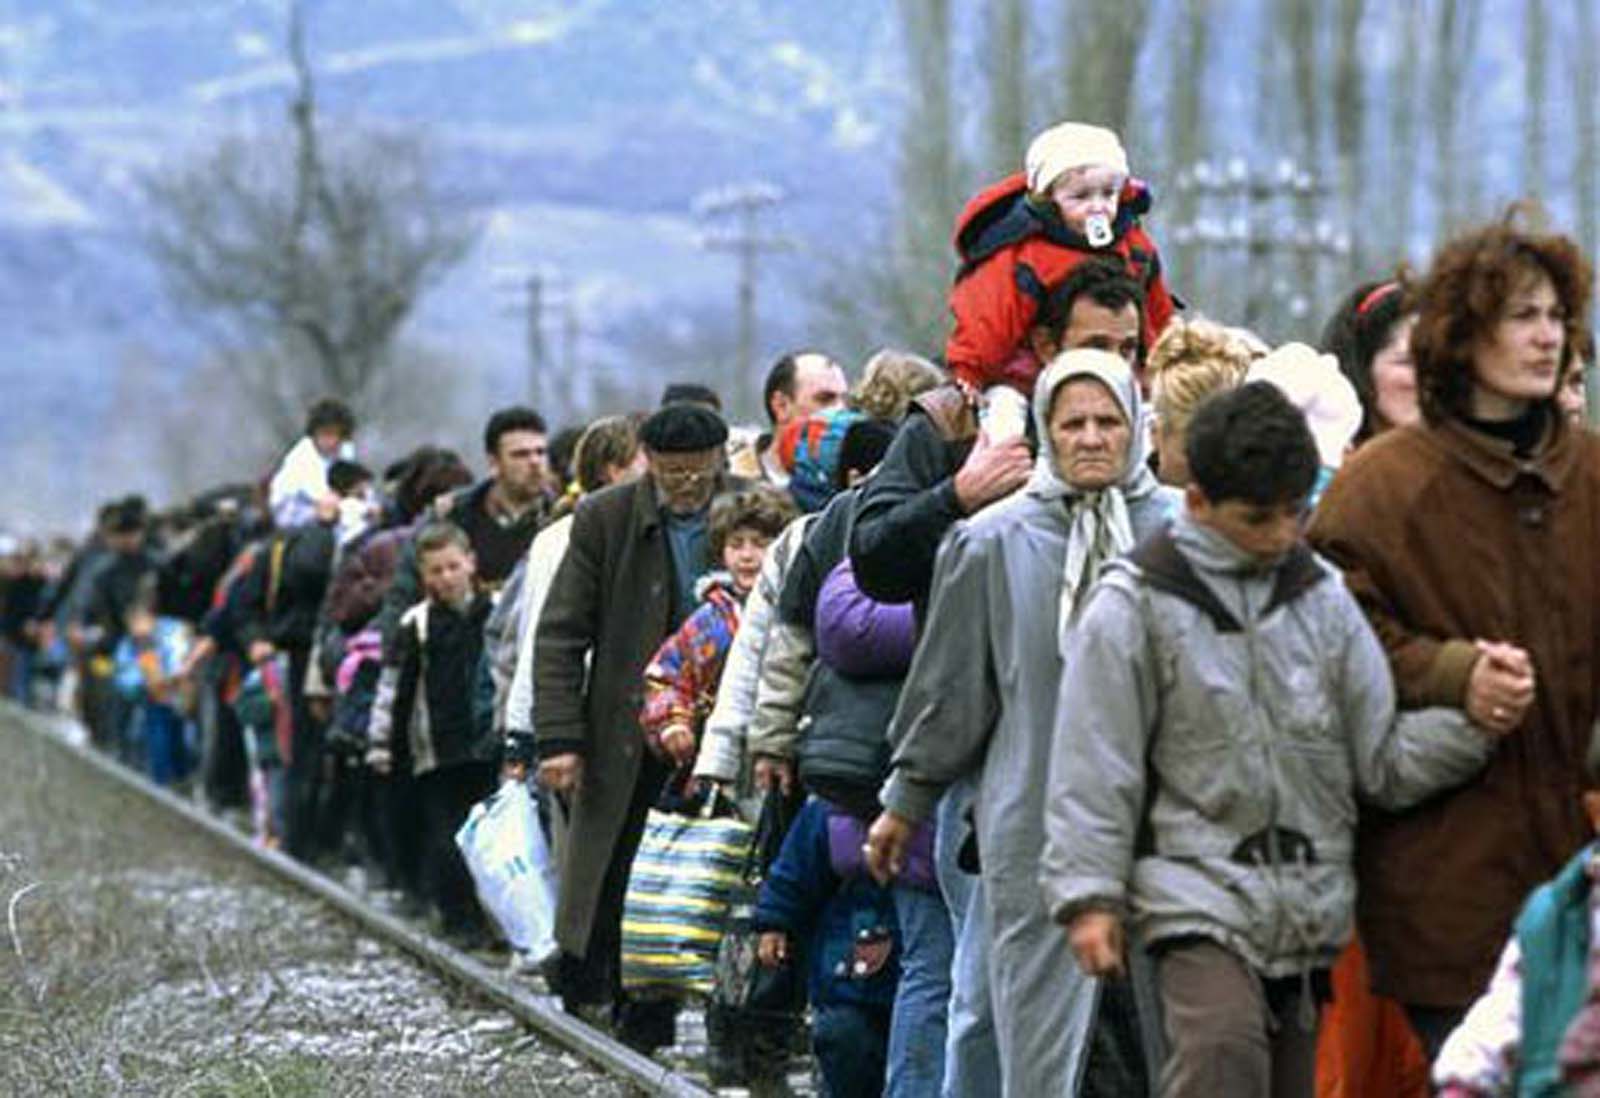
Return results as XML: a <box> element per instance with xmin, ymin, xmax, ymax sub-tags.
<box><xmin>1463</xmin><ymin>403</ymin><xmax>1548</xmax><ymax>458</ymax></box>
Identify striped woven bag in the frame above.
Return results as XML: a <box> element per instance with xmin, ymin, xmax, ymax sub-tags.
<box><xmin>620</xmin><ymin>797</ymin><xmax>755</xmax><ymax>998</ymax></box>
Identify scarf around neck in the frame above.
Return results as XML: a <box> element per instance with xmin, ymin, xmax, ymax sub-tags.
<box><xmin>1026</xmin><ymin>349</ymin><xmax>1161</xmax><ymax>653</ymax></box>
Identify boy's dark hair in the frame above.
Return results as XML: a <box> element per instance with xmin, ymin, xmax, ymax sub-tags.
<box><xmin>836</xmin><ymin>418</ymin><xmax>897</xmax><ymax>490</ymax></box>
<box><xmin>1186</xmin><ymin>382</ymin><xmax>1320</xmax><ymax>506</ymax></box>
<box><xmin>305</xmin><ymin>398</ymin><xmax>356</xmax><ymax>438</ymax></box>
<box><xmin>483</xmin><ymin>406</ymin><xmax>548</xmax><ymax>456</ymax></box>
<box><xmin>415</xmin><ymin>521</ymin><xmax>473</xmax><ymax>563</ymax></box>
<box><xmin>125</xmin><ymin>574</ymin><xmax>161</xmax><ymax>623</ymax></box>
<box><xmin>709</xmin><ymin>488</ymin><xmax>797</xmax><ymax>562</ymax></box>
<box><xmin>547</xmin><ymin>425</ymin><xmax>585</xmax><ymax>487</ymax></box>
<box><xmin>326</xmin><ymin>460</ymin><xmax>373</xmax><ymax>497</ymax></box>
<box><xmin>1035</xmin><ymin>259</ymin><xmax>1145</xmax><ymax>352</ymax></box>
<box><xmin>1320</xmin><ymin>276</ymin><xmax>1415</xmax><ymax>442</ymax></box>
<box><xmin>661</xmin><ymin>382</ymin><xmax>723</xmax><ymax>410</ymax></box>
<box><xmin>107</xmin><ymin>497</ymin><xmax>148</xmax><ymax>535</ymax></box>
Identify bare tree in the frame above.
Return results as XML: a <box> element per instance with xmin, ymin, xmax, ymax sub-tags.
<box><xmin>1332</xmin><ymin>0</ymin><xmax>1368</xmax><ymax>272</ymax></box>
<box><xmin>1574</xmin><ymin>0</ymin><xmax>1599</xmax><ymax>260</ymax></box>
<box><xmin>1430</xmin><ymin>0</ymin><xmax>1486</xmax><ymax>232</ymax></box>
<box><xmin>140</xmin><ymin>0</ymin><xmax>478</xmax><ymax>439</ymax></box>
<box><xmin>1060</xmin><ymin>0</ymin><xmax>1151</xmax><ymax>140</ymax></box>
<box><xmin>1388</xmin><ymin>0</ymin><xmax>1426</xmax><ymax>260</ymax></box>
<box><xmin>1278</xmin><ymin>0</ymin><xmax>1322</xmax><ymax>163</ymax></box>
<box><xmin>1525</xmin><ymin>0</ymin><xmax>1548</xmax><ymax>199</ymax></box>
<box><xmin>898</xmin><ymin>0</ymin><xmax>964</xmax><ymax>264</ymax></box>
<box><xmin>983</xmin><ymin>0</ymin><xmax>1029</xmax><ymax>177</ymax></box>
<box><xmin>1163</xmin><ymin>0</ymin><xmax>1211</xmax><ymax>292</ymax></box>
<box><xmin>810</xmin><ymin>0</ymin><xmax>963</xmax><ymax>359</ymax></box>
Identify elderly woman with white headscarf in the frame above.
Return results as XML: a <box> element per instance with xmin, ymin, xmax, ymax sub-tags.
<box><xmin>866</xmin><ymin>348</ymin><xmax>1179</xmax><ymax>1096</ymax></box>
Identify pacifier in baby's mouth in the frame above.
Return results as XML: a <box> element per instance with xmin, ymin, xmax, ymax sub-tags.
<box><xmin>1085</xmin><ymin>214</ymin><xmax>1113</xmax><ymax>248</ymax></box>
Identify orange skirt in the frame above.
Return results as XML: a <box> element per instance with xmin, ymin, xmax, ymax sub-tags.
<box><xmin>1315</xmin><ymin>938</ymin><xmax>1429</xmax><ymax>1097</ymax></box>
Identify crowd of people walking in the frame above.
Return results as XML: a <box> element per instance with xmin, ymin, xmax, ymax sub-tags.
<box><xmin>4</xmin><ymin>119</ymin><xmax>1600</xmax><ymax>1098</ymax></box>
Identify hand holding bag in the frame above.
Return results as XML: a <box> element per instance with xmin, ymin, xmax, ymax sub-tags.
<box><xmin>620</xmin><ymin>786</ymin><xmax>755</xmax><ymax>998</ymax></box>
<box><xmin>711</xmin><ymin>791</ymin><xmax>806</xmax><ymax>1018</ymax></box>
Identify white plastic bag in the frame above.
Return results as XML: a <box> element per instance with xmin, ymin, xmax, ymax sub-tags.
<box><xmin>455</xmin><ymin>779</ymin><xmax>558</xmax><ymax>960</ymax></box>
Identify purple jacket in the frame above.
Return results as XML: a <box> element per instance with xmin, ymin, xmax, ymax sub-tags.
<box><xmin>826</xmin><ymin>806</ymin><xmax>937</xmax><ymax>892</ymax></box>
<box><xmin>814</xmin><ymin>558</ymin><xmax>916</xmax><ymax>678</ymax></box>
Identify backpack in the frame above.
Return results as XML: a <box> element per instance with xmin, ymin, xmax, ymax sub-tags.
<box><xmin>326</xmin><ymin>627</ymin><xmax>383</xmax><ymax>757</ymax></box>
<box><xmin>795</xmin><ymin>663</ymin><xmax>901</xmax><ymax>818</ymax></box>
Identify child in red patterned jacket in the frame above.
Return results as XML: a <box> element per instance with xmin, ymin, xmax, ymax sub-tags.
<box><xmin>639</xmin><ymin>489</ymin><xmax>795</xmax><ymax>791</ymax></box>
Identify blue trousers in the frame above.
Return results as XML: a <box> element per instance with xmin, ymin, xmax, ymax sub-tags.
<box><xmin>139</xmin><ymin>703</ymin><xmax>190</xmax><ymax>787</ymax></box>
<box><xmin>888</xmin><ymin>883</ymin><xmax>952</xmax><ymax>1097</ymax></box>
<box><xmin>936</xmin><ymin>777</ymin><xmax>1002</xmax><ymax>1098</ymax></box>
<box><xmin>815</xmin><ymin>1000</ymin><xmax>891</xmax><ymax>1098</ymax></box>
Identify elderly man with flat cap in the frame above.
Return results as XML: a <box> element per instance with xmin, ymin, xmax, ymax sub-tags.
<box><xmin>534</xmin><ymin>401</ymin><xmax>750</xmax><ymax>1050</ymax></box>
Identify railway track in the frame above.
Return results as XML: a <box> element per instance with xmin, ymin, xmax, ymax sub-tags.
<box><xmin>1</xmin><ymin>700</ymin><xmax>724</xmax><ymax>1098</ymax></box>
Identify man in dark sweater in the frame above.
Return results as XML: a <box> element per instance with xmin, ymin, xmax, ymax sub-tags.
<box><xmin>377</xmin><ymin>407</ymin><xmax>551</xmax><ymax>651</ymax></box>
<box><xmin>367</xmin><ymin>521</ymin><xmax>497</xmax><ymax>947</ymax></box>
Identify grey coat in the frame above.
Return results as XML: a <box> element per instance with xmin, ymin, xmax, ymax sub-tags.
<box><xmin>1040</xmin><ymin>511</ymin><xmax>1495</xmax><ymax>979</ymax></box>
<box><xmin>880</xmin><ymin>352</ymin><xmax>1177</xmax><ymax>1096</ymax></box>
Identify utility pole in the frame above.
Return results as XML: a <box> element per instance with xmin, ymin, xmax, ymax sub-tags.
<box><xmin>524</xmin><ymin>273</ymin><xmax>546</xmax><ymax>411</ymax></box>
<box><xmin>1170</xmin><ymin>156</ymin><xmax>1351</xmax><ymax>340</ymax></box>
<box><xmin>497</xmin><ymin>266</ymin><xmax>575</xmax><ymax>417</ymax></box>
<box><xmin>694</xmin><ymin>182</ymin><xmax>795</xmax><ymax>416</ymax></box>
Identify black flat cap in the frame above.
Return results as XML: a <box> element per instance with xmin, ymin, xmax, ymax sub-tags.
<box><xmin>639</xmin><ymin>403</ymin><xmax>728</xmax><ymax>453</ymax></box>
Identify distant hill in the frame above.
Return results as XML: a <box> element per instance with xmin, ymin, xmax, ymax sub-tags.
<box><xmin>0</xmin><ymin>0</ymin><xmax>902</xmax><ymax>528</ymax></box>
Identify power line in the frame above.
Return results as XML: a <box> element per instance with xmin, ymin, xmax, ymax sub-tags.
<box><xmin>694</xmin><ymin>182</ymin><xmax>796</xmax><ymax>414</ymax></box>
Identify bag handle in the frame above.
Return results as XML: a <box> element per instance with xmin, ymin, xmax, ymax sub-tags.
<box><xmin>740</xmin><ymin>790</ymin><xmax>792</xmax><ymax>882</ymax></box>
<box><xmin>265</xmin><ymin>537</ymin><xmax>288</xmax><ymax>617</ymax></box>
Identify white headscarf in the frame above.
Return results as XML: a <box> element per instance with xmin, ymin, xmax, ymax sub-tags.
<box><xmin>1027</xmin><ymin>349</ymin><xmax>1161</xmax><ymax>651</ymax></box>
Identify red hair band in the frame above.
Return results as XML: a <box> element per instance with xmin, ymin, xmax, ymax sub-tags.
<box><xmin>1356</xmin><ymin>281</ymin><xmax>1401</xmax><ymax>317</ymax></box>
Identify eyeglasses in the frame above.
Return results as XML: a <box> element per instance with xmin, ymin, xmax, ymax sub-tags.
<box><xmin>654</xmin><ymin>466</ymin><xmax>717</xmax><ymax>488</ymax></box>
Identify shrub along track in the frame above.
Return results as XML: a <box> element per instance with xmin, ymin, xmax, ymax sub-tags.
<box><xmin>0</xmin><ymin>700</ymin><xmax>713</xmax><ymax>1098</ymax></box>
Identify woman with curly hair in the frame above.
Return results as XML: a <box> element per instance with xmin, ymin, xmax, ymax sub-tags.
<box><xmin>1309</xmin><ymin>209</ymin><xmax>1600</xmax><ymax>1061</ymax></box>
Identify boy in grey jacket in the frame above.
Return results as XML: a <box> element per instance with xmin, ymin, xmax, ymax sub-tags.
<box><xmin>1041</xmin><ymin>382</ymin><xmax>1504</xmax><ymax>1098</ymax></box>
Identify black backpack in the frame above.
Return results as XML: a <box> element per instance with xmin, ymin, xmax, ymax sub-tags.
<box><xmin>796</xmin><ymin>663</ymin><xmax>902</xmax><ymax>818</ymax></box>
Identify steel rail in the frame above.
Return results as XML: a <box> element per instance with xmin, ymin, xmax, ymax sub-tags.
<box><xmin>5</xmin><ymin>701</ymin><xmax>713</xmax><ymax>1098</ymax></box>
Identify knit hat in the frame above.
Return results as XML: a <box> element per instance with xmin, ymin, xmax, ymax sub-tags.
<box><xmin>777</xmin><ymin>407</ymin><xmax>865</xmax><ymax>513</ymax></box>
<box><xmin>1025</xmin><ymin>122</ymin><xmax>1129</xmax><ymax>195</ymax></box>
<box><xmin>639</xmin><ymin>403</ymin><xmax>728</xmax><ymax>453</ymax></box>
<box><xmin>1246</xmin><ymin>342</ymin><xmax>1363</xmax><ymax>469</ymax></box>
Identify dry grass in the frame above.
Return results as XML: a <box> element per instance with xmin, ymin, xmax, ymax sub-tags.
<box><xmin>0</xmin><ymin>713</ymin><xmax>639</xmax><ymax>1097</ymax></box>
